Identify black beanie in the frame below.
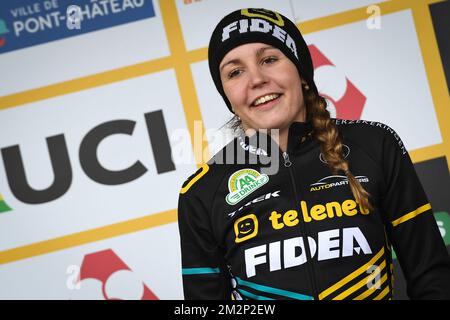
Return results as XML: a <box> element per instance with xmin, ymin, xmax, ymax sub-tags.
<box><xmin>208</xmin><ymin>8</ymin><xmax>318</xmax><ymax>114</ymax></box>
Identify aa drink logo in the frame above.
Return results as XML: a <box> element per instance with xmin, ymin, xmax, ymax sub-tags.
<box><xmin>0</xmin><ymin>0</ymin><xmax>155</xmax><ymax>54</ymax></box>
<box><xmin>78</xmin><ymin>249</ymin><xmax>158</xmax><ymax>300</ymax></box>
<box><xmin>310</xmin><ymin>45</ymin><xmax>367</xmax><ymax>120</ymax></box>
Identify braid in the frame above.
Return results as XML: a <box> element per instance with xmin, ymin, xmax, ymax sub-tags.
<box><xmin>304</xmin><ymin>88</ymin><xmax>373</xmax><ymax>212</ymax></box>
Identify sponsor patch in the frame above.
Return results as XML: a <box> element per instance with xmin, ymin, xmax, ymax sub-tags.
<box><xmin>310</xmin><ymin>174</ymin><xmax>369</xmax><ymax>192</ymax></box>
<box><xmin>226</xmin><ymin>169</ymin><xmax>269</xmax><ymax>205</ymax></box>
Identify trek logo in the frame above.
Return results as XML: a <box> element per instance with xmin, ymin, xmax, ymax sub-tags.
<box><xmin>227</xmin><ymin>190</ymin><xmax>280</xmax><ymax>218</ymax></box>
<box><xmin>78</xmin><ymin>249</ymin><xmax>158</xmax><ymax>300</ymax></box>
<box><xmin>222</xmin><ymin>8</ymin><xmax>298</xmax><ymax>59</ymax></box>
<box><xmin>1</xmin><ymin>110</ymin><xmax>174</xmax><ymax>205</ymax></box>
<box><xmin>244</xmin><ymin>227</ymin><xmax>372</xmax><ymax>278</ymax></box>
<box><xmin>320</xmin><ymin>144</ymin><xmax>350</xmax><ymax>164</ymax></box>
<box><xmin>226</xmin><ymin>169</ymin><xmax>269</xmax><ymax>205</ymax></box>
<box><xmin>238</xmin><ymin>136</ymin><xmax>268</xmax><ymax>156</ymax></box>
<box><xmin>310</xmin><ymin>175</ymin><xmax>369</xmax><ymax>192</ymax></box>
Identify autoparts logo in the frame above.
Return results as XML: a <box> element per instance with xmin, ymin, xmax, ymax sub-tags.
<box><xmin>310</xmin><ymin>174</ymin><xmax>369</xmax><ymax>192</ymax></box>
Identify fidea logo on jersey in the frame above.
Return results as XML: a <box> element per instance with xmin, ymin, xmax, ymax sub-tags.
<box><xmin>226</xmin><ymin>169</ymin><xmax>269</xmax><ymax>205</ymax></box>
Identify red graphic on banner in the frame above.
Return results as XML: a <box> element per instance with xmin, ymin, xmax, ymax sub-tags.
<box><xmin>309</xmin><ymin>44</ymin><xmax>366</xmax><ymax>120</ymax></box>
<box><xmin>78</xmin><ymin>249</ymin><xmax>158</xmax><ymax>300</ymax></box>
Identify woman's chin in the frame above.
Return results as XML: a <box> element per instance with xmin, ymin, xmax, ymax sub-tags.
<box><xmin>251</xmin><ymin>117</ymin><xmax>288</xmax><ymax>131</ymax></box>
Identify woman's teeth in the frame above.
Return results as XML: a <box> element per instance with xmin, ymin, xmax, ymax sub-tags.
<box><xmin>253</xmin><ymin>94</ymin><xmax>280</xmax><ymax>106</ymax></box>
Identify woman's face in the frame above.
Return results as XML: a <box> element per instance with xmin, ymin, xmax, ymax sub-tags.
<box><xmin>220</xmin><ymin>43</ymin><xmax>306</xmax><ymax>132</ymax></box>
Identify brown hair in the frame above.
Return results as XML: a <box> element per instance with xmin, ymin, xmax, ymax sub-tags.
<box><xmin>303</xmin><ymin>84</ymin><xmax>372</xmax><ymax>213</ymax></box>
<box><xmin>225</xmin><ymin>85</ymin><xmax>372</xmax><ymax>213</ymax></box>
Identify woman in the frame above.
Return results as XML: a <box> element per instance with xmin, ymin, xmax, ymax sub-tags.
<box><xmin>177</xmin><ymin>8</ymin><xmax>450</xmax><ymax>300</ymax></box>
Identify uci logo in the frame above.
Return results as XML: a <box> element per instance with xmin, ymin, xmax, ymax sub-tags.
<box><xmin>320</xmin><ymin>144</ymin><xmax>350</xmax><ymax>164</ymax></box>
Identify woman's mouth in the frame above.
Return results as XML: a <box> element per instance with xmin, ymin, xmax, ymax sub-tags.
<box><xmin>251</xmin><ymin>93</ymin><xmax>282</xmax><ymax>109</ymax></box>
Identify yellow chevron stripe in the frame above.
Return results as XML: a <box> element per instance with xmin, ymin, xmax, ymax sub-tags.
<box><xmin>391</xmin><ymin>203</ymin><xmax>431</xmax><ymax>227</ymax></box>
<box><xmin>180</xmin><ymin>163</ymin><xmax>209</xmax><ymax>194</ymax></box>
<box><xmin>333</xmin><ymin>260</ymin><xmax>386</xmax><ymax>300</ymax></box>
<box><xmin>0</xmin><ymin>194</ymin><xmax>3</xmax><ymax>201</ymax></box>
<box><xmin>354</xmin><ymin>272</ymin><xmax>388</xmax><ymax>300</ymax></box>
<box><xmin>374</xmin><ymin>285</ymin><xmax>390</xmax><ymax>300</ymax></box>
<box><xmin>319</xmin><ymin>247</ymin><xmax>384</xmax><ymax>300</ymax></box>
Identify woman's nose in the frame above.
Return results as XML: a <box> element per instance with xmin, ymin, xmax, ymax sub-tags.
<box><xmin>248</xmin><ymin>66</ymin><xmax>268</xmax><ymax>88</ymax></box>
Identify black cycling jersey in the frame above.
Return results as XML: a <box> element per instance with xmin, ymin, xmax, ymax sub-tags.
<box><xmin>177</xmin><ymin>119</ymin><xmax>450</xmax><ymax>300</ymax></box>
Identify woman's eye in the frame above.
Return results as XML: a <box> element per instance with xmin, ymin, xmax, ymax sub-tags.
<box><xmin>262</xmin><ymin>56</ymin><xmax>278</xmax><ymax>64</ymax></box>
<box><xmin>228</xmin><ymin>69</ymin><xmax>242</xmax><ymax>79</ymax></box>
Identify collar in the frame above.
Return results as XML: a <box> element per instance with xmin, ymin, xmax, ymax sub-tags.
<box><xmin>238</xmin><ymin>121</ymin><xmax>314</xmax><ymax>156</ymax></box>
<box><xmin>287</xmin><ymin>121</ymin><xmax>314</xmax><ymax>153</ymax></box>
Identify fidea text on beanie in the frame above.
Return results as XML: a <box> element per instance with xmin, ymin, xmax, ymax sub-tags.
<box><xmin>208</xmin><ymin>7</ymin><xmax>318</xmax><ymax>113</ymax></box>
<box><xmin>221</xmin><ymin>9</ymin><xmax>299</xmax><ymax>59</ymax></box>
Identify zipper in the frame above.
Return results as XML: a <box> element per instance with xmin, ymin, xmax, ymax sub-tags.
<box><xmin>282</xmin><ymin>150</ymin><xmax>320</xmax><ymax>300</ymax></box>
<box><xmin>282</xmin><ymin>151</ymin><xmax>292</xmax><ymax>167</ymax></box>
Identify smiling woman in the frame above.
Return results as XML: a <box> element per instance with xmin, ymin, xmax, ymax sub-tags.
<box><xmin>177</xmin><ymin>8</ymin><xmax>450</xmax><ymax>301</ymax></box>
<box><xmin>219</xmin><ymin>43</ymin><xmax>305</xmax><ymax>142</ymax></box>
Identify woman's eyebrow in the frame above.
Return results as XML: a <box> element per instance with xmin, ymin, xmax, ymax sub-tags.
<box><xmin>220</xmin><ymin>59</ymin><xmax>241</xmax><ymax>71</ymax></box>
<box><xmin>256</xmin><ymin>46</ymin><xmax>277</xmax><ymax>57</ymax></box>
<box><xmin>220</xmin><ymin>46</ymin><xmax>277</xmax><ymax>71</ymax></box>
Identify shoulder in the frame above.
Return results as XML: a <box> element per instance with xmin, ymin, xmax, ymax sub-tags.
<box><xmin>334</xmin><ymin>119</ymin><xmax>407</xmax><ymax>152</ymax></box>
<box><xmin>179</xmin><ymin>137</ymin><xmax>239</xmax><ymax>199</ymax></box>
<box><xmin>334</xmin><ymin>118</ymin><xmax>397</xmax><ymax>138</ymax></box>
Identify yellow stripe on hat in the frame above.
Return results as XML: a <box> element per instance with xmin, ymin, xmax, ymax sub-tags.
<box><xmin>241</xmin><ymin>8</ymin><xmax>285</xmax><ymax>26</ymax></box>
